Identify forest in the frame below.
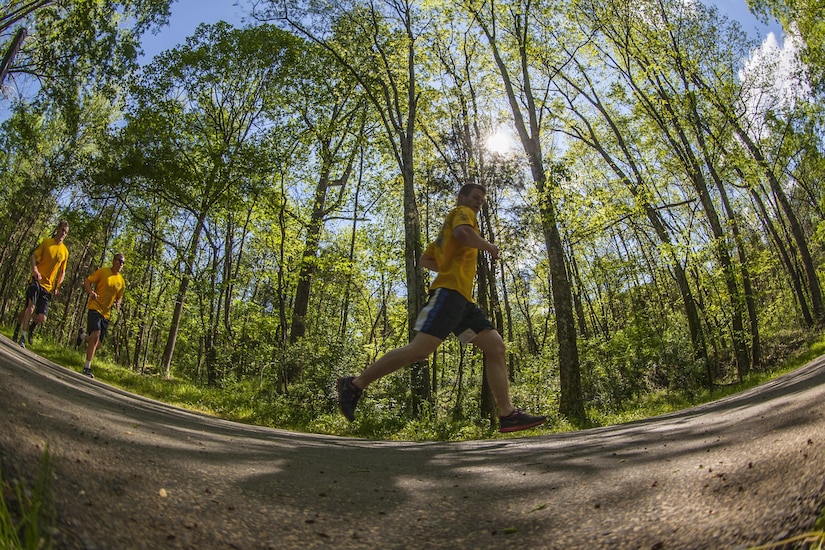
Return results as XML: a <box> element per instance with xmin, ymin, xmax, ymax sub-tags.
<box><xmin>1</xmin><ymin>0</ymin><xmax>823</xmax><ymax>437</ymax></box>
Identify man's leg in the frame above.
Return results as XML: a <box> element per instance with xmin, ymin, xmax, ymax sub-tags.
<box><xmin>472</xmin><ymin>328</ymin><xmax>547</xmax><ymax>433</ymax></box>
<box><xmin>17</xmin><ymin>284</ymin><xmax>40</xmax><ymax>345</ymax></box>
<box><xmin>26</xmin><ymin>290</ymin><xmax>51</xmax><ymax>345</ymax></box>
<box><xmin>83</xmin><ymin>330</ymin><xmax>101</xmax><ymax>377</ymax></box>
<box><xmin>337</xmin><ymin>332</ymin><xmax>442</xmax><ymax>421</ymax></box>
<box><xmin>28</xmin><ymin>312</ymin><xmax>46</xmax><ymax>345</ymax></box>
<box><xmin>17</xmin><ymin>302</ymin><xmax>35</xmax><ymax>346</ymax></box>
<box><xmin>470</xmin><ymin>329</ymin><xmax>514</xmax><ymax>417</ymax></box>
<box><xmin>353</xmin><ymin>332</ymin><xmax>442</xmax><ymax>389</ymax></box>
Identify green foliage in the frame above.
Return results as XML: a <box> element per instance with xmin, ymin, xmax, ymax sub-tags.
<box><xmin>2</xmin><ymin>0</ymin><xmax>825</xmax><ymax>448</ymax></box>
<box><xmin>1</xmin><ymin>0</ymin><xmax>173</xmax><ymax>103</ymax></box>
<box><xmin>18</xmin><ymin>326</ymin><xmax>825</xmax><ymax>444</ymax></box>
<box><xmin>0</xmin><ymin>449</ymin><xmax>56</xmax><ymax>550</ymax></box>
<box><xmin>589</xmin><ymin>331</ymin><xmax>825</xmax><ymax>427</ymax></box>
<box><xmin>579</xmin><ymin>306</ymin><xmax>709</xmax><ymax>415</ymax></box>
<box><xmin>394</xmin><ymin>412</ymin><xmax>489</xmax><ymax>441</ymax></box>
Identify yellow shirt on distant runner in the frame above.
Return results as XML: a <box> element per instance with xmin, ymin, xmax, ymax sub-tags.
<box><xmin>86</xmin><ymin>267</ymin><xmax>125</xmax><ymax>320</ymax></box>
<box><xmin>424</xmin><ymin>205</ymin><xmax>479</xmax><ymax>302</ymax></box>
<box><xmin>32</xmin><ymin>238</ymin><xmax>69</xmax><ymax>293</ymax></box>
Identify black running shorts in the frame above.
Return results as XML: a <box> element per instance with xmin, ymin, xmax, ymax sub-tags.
<box><xmin>414</xmin><ymin>288</ymin><xmax>494</xmax><ymax>343</ymax></box>
<box><xmin>25</xmin><ymin>281</ymin><xmax>52</xmax><ymax>316</ymax></box>
<box><xmin>86</xmin><ymin>310</ymin><xmax>110</xmax><ymax>344</ymax></box>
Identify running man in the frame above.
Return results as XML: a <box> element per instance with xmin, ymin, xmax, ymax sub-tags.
<box><xmin>77</xmin><ymin>253</ymin><xmax>126</xmax><ymax>378</ymax></box>
<box><xmin>13</xmin><ymin>220</ymin><xmax>70</xmax><ymax>347</ymax></box>
<box><xmin>337</xmin><ymin>184</ymin><xmax>546</xmax><ymax>433</ymax></box>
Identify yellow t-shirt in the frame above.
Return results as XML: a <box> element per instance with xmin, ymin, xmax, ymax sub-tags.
<box><xmin>86</xmin><ymin>267</ymin><xmax>125</xmax><ymax>320</ymax></box>
<box><xmin>424</xmin><ymin>205</ymin><xmax>479</xmax><ymax>302</ymax></box>
<box><xmin>32</xmin><ymin>238</ymin><xmax>69</xmax><ymax>293</ymax></box>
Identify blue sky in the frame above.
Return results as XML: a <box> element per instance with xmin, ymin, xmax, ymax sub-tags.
<box><xmin>139</xmin><ymin>0</ymin><xmax>784</xmax><ymax>64</ymax></box>
<box><xmin>139</xmin><ymin>0</ymin><xmax>248</xmax><ymax>61</ymax></box>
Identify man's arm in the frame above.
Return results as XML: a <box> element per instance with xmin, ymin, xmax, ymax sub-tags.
<box><xmin>84</xmin><ymin>277</ymin><xmax>98</xmax><ymax>301</ymax></box>
<box><xmin>420</xmin><ymin>252</ymin><xmax>439</xmax><ymax>272</ymax></box>
<box><xmin>54</xmin><ymin>264</ymin><xmax>66</xmax><ymax>295</ymax></box>
<box><xmin>30</xmin><ymin>250</ymin><xmax>41</xmax><ymax>281</ymax></box>
<box><xmin>453</xmin><ymin>224</ymin><xmax>499</xmax><ymax>260</ymax></box>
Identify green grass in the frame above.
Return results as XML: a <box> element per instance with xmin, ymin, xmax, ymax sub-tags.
<box><xmin>587</xmin><ymin>334</ymin><xmax>825</xmax><ymax>429</ymax></box>
<box><xmin>15</xmin><ymin>330</ymin><xmax>825</xmax><ymax>441</ymax></box>
<box><xmin>8</xmin><ymin>328</ymin><xmax>825</xmax><ymax>442</ymax></box>
<box><xmin>0</xmin><ymin>449</ymin><xmax>55</xmax><ymax>550</ymax></box>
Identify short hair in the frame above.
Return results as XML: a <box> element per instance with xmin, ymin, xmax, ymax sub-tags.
<box><xmin>458</xmin><ymin>183</ymin><xmax>487</xmax><ymax>197</ymax></box>
<box><xmin>52</xmin><ymin>220</ymin><xmax>69</xmax><ymax>237</ymax></box>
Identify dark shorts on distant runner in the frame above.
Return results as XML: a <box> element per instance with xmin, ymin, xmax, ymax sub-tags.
<box><xmin>86</xmin><ymin>310</ymin><xmax>110</xmax><ymax>344</ymax></box>
<box><xmin>414</xmin><ymin>288</ymin><xmax>495</xmax><ymax>343</ymax></box>
<box><xmin>25</xmin><ymin>281</ymin><xmax>52</xmax><ymax>317</ymax></box>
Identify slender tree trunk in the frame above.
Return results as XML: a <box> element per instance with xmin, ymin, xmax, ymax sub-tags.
<box><xmin>162</xmin><ymin>212</ymin><xmax>206</xmax><ymax>378</ymax></box>
<box><xmin>402</xmin><ymin>138</ymin><xmax>430</xmax><ymax>415</ymax></box>
<box><xmin>289</xmin><ymin>172</ymin><xmax>330</xmax><ymax>347</ymax></box>
<box><xmin>134</xmin><ymin>228</ymin><xmax>157</xmax><ymax>372</ymax></box>
<box><xmin>0</xmin><ymin>26</ymin><xmax>26</xmax><ymax>87</ymax></box>
<box><xmin>566</xmin><ymin>245</ymin><xmax>590</xmax><ymax>340</ymax></box>
<box><xmin>498</xmin><ymin>260</ymin><xmax>517</xmax><ymax>377</ymax></box>
<box><xmin>535</xmin><ymin>167</ymin><xmax>585</xmax><ymax>420</ymax></box>
<box><xmin>701</xmin><ymin>148</ymin><xmax>762</xmax><ymax>371</ymax></box>
<box><xmin>340</xmin><ymin>154</ymin><xmax>363</xmax><ymax>342</ymax></box>
<box><xmin>469</xmin><ymin>4</ymin><xmax>585</xmax><ymax>421</ymax></box>
<box><xmin>476</xmin><ymin>253</ymin><xmax>496</xmax><ymax>427</ymax></box>
<box><xmin>737</xmin><ymin>128</ymin><xmax>825</xmax><ymax>323</ymax></box>
<box><xmin>205</xmin><ymin>241</ymin><xmax>221</xmax><ymax>387</ymax></box>
<box><xmin>749</xmin><ymin>184</ymin><xmax>813</xmax><ymax>326</ymax></box>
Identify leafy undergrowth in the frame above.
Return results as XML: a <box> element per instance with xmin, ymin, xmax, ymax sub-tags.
<box><xmin>16</xmin><ymin>330</ymin><xmax>825</xmax><ymax>442</ymax></box>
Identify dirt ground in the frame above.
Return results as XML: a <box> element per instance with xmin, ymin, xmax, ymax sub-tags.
<box><xmin>2</xmin><ymin>336</ymin><xmax>825</xmax><ymax>549</ymax></box>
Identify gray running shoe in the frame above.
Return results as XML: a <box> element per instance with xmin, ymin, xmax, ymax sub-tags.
<box><xmin>499</xmin><ymin>409</ymin><xmax>547</xmax><ymax>433</ymax></box>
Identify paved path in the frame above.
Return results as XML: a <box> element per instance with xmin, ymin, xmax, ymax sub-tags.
<box><xmin>1</xmin><ymin>336</ymin><xmax>824</xmax><ymax>549</ymax></box>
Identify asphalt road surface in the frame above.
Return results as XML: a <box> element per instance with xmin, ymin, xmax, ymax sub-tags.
<box><xmin>1</xmin><ymin>335</ymin><xmax>824</xmax><ymax>549</ymax></box>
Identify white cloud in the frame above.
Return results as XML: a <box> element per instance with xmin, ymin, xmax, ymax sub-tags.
<box><xmin>739</xmin><ymin>27</ymin><xmax>810</xmax><ymax>133</ymax></box>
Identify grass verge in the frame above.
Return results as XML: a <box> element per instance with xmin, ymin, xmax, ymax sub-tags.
<box><xmin>0</xmin><ymin>448</ymin><xmax>55</xmax><ymax>550</ymax></box>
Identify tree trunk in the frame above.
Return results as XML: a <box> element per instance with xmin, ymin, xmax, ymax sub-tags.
<box><xmin>737</xmin><ymin>127</ymin><xmax>825</xmax><ymax>323</ymax></box>
<box><xmin>469</xmin><ymin>4</ymin><xmax>585</xmax><ymax>421</ymax></box>
<box><xmin>402</xmin><ymin>139</ymin><xmax>430</xmax><ymax>416</ymax></box>
<box><xmin>535</xmin><ymin>175</ymin><xmax>586</xmax><ymax>421</ymax></box>
<box><xmin>749</xmin><ymin>184</ymin><xmax>813</xmax><ymax>326</ymax></box>
<box><xmin>161</xmin><ymin>212</ymin><xmax>207</xmax><ymax>378</ymax></box>
<box><xmin>289</xmin><ymin>173</ymin><xmax>330</xmax><ymax>349</ymax></box>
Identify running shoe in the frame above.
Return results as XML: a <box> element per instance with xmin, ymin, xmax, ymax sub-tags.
<box><xmin>336</xmin><ymin>376</ymin><xmax>362</xmax><ymax>422</ymax></box>
<box><xmin>499</xmin><ymin>409</ymin><xmax>547</xmax><ymax>433</ymax></box>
